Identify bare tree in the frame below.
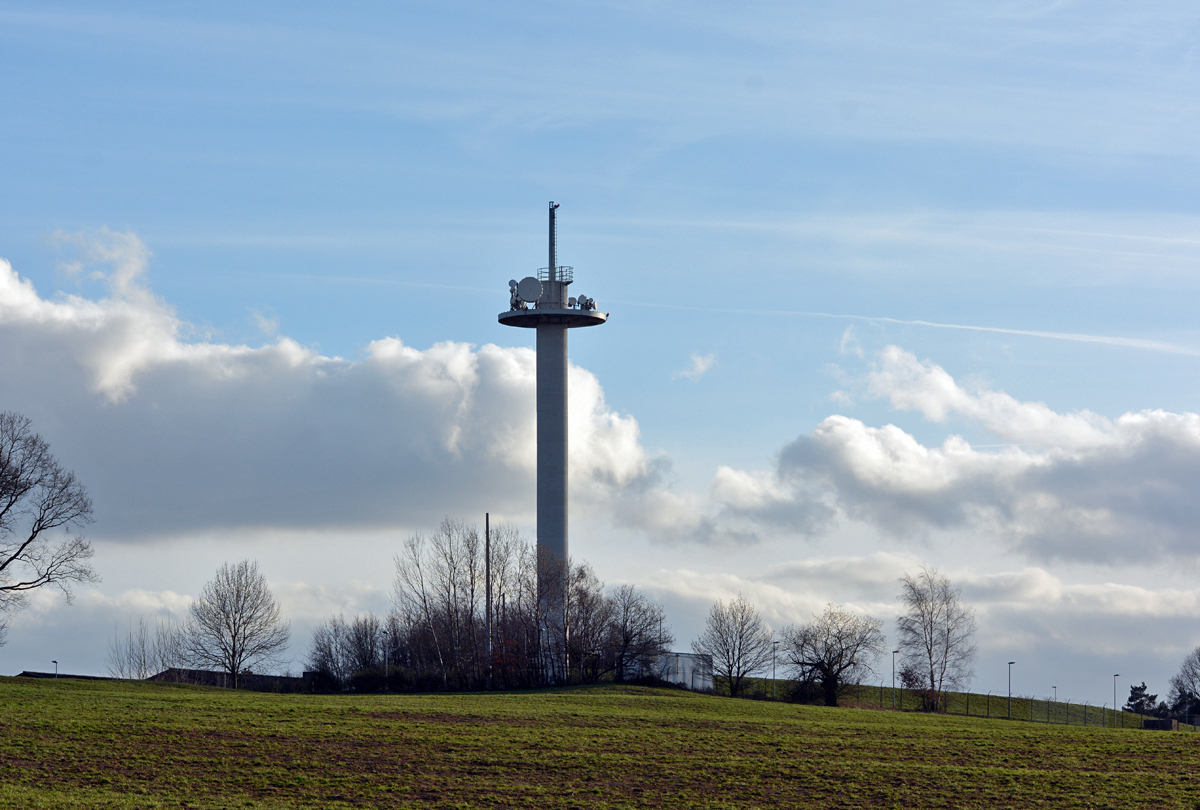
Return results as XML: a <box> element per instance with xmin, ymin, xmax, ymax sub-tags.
<box><xmin>604</xmin><ymin>585</ymin><xmax>674</xmax><ymax>681</ymax></box>
<box><xmin>345</xmin><ymin>613</ymin><xmax>382</xmax><ymax>673</ymax></box>
<box><xmin>307</xmin><ymin>615</ymin><xmax>351</xmax><ymax>689</ymax></box>
<box><xmin>183</xmin><ymin>560</ymin><xmax>290</xmax><ymax>688</ymax></box>
<box><xmin>106</xmin><ymin>616</ymin><xmax>185</xmax><ymax>679</ymax></box>
<box><xmin>307</xmin><ymin>613</ymin><xmax>383</xmax><ymax>689</ymax></box>
<box><xmin>782</xmin><ymin>603</ymin><xmax>885</xmax><ymax>707</ymax></box>
<box><xmin>107</xmin><ymin>617</ymin><xmax>152</xmax><ymax>679</ymax></box>
<box><xmin>536</xmin><ymin>544</ymin><xmax>570</xmax><ymax>682</ymax></box>
<box><xmin>691</xmin><ymin>593</ymin><xmax>773</xmax><ymax>697</ymax></box>
<box><xmin>896</xmin><ymin>567</ymin><xmax>977</xmax><ymax>710</ymax></box>
<box><xmin>566</xmin><ymin>561</ymin><xmax>612</xmax><ymax>683</ymax></box>
<box><xmin>394</xmin><ymin>532</ymin><xmax>450</xmax><ymax>687</ymax></box>
<box><xmin>0</xmin><ymin>411</ymin><xmax>97</xmax><ymax>642</ymax></box>
<box><xmin>1170</xmin><ymin>646</ymin><xmax>1200</xmax><ymax>720</ymax></box>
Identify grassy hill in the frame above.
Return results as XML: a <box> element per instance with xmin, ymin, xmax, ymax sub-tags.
<box><xmin>2</xmin><ymin>676</ymin><xmax>1198</xmax><ymax>809</ymax></box>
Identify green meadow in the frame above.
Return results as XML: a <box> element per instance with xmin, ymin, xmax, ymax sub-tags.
<box><xmin>2</xmin><ymin>676</ymin><xmax>1197</xmax><ymax>809</ymax></box>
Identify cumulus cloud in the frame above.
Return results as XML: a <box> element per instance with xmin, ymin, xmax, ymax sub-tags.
<box><xmin>6</xmin><ymin>233</ymin><xmax>1199</xmax><ymax>569</ymax></box>
<box><xmin>865</xmin><ymin>345</ymin><xmax>1114</xmax><ymax>449</ymax></box>
<box><xmin>0</xmin><ymin>232</ymin><xmax>655</xmax><ymax>540</ymax></box>
<box><xmin>692</xmin><ymin>346</ymin><xmax>1200</xmax><ymax>563</ymax></box>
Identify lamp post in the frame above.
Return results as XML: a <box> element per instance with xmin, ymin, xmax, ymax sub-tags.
<box><xmin>1113</xmin><ymin>674</ymin><xmax>1119</xmax><ymax>728</ymax></box>
<box><xmin>772</xmin><ymin>641</ymin><xmax>779</xmax><ymax>700</ymax></box>
<box><xmin>1008</xmin><ymin>662</ymin><xmax>1015</xmax><ymax>719</ymax></box>
<box><xmin>52</xmin><ymin>660</ymin><xmax>58</xmax><ymax>680</ymax></box>
<box><xmin>1052</xmin><ymin>685</ymin><xmax>1057</xmax><ymax>702</ymax></box>
<box><xmin>892</xmin><ymin>650</ymin><xmax>899</xmax><ymax>709</ymax></box>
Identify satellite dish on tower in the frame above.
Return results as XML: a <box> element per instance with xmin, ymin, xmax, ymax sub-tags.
<box><xmin>517</xmin><ymin>276</ymin><xmax>542</xmax><ymax>303</ymax></box>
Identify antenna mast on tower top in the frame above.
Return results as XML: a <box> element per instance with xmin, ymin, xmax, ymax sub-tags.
<box><xmin>548</xmin><ymin>201</ymin><xmax>560</xmax><ymax>283</ymax></box>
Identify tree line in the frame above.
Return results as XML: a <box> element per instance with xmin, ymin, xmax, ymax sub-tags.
<box><xmin>306</xmin><ymin>518</ymin><xmax>674</xmax><ymax>691</ymax></box>
<box><xmin>692</xmin><ymin>567</ymin><xmax>977</xmax><ymax>709</ymax></box>
<box><xmin>1122</xmin><ymin>649</ymin><xmax>1200</xmax><ymax>723</ymax></box>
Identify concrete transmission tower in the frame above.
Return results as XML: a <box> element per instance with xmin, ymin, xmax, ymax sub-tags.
<box><xmin>499</xmin><ymin>202</ymin><xmax>606</xmax><ymax>676</ymax></box>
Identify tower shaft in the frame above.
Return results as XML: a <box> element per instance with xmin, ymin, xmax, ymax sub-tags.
<box><xmin>536</xmin><ymin>323</ymin><xmax>568</xmax><ymax>565</ymax></box>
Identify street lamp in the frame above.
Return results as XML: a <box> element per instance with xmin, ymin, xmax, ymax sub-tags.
<box><xmin>1052</xmin><ymin>685</ymin><xmax>1057</xmax><ymax>702</ymax></box>
<box><xmin>772</xmin><ymin>641</ymin><xmax>779</xmax><ymax>700</ymax></box>
<box><xmin>1113</xmin><ymin>674</ymin><xmax>1119</xmax><ymax>728</ymax></box>
<box><xmin>892</xmin><ymin>650</ymin><xmax>899</xmax><ymax>709</ymax></box>
<box><xmin>52</xmin><ymin>660</ymin><xmax>58</xmax><ymax>679</ymax></box>
<box><xmin>1008</xmin><ymin>662</ymin><xmax>1016</xmax><ymax>719</ymax></box>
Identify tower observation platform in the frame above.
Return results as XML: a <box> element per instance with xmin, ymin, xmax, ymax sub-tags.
<box><xmin>498</xmin><ymin>202</ymin><xmax>606</xmax><ymax>672</ymax></box>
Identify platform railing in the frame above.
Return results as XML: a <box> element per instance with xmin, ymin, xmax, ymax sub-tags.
<box><xmin>537</xmin><ymin>266</ymin><xmax>574</xmax><ymax>284</ymax></box>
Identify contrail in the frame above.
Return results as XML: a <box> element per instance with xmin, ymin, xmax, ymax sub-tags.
<box><xmin>865</xmin><ymin>317</ymin><xmax>1200</xmax><ymax>356</ymax></box>
<box><xmin>610</xmin><ymin>300</ymin><xmax>1200</xmax><ymax>357</ymax></box>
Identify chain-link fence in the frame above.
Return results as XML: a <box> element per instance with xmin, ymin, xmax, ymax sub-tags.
<box><xmin>732</xmin><ymin>676</ymin><xmax>1198</xmax><ymax>731</ymax></box>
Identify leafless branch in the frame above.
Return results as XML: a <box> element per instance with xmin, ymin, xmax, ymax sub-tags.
<box><xmin>0</xmin><ymin>412</ymin><xmax>97</xmax><ymax>639</ymax></box>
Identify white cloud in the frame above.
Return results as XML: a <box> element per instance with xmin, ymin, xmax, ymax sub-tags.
<box><xmin>14</xmin><ymin>241</ymin><xmax>1191</xmax><ymax>568</ymax></box>
<box><xmin>866</xmin><ymin>345</ymin><xmax>1114</xmax><ymax>448</ymax></box>
<box><xmin>0</xmin><ymin>232</ymin><xmax>656</xmax><ymax>540</ymax></box>
<box><xmin>671</xmin><ymin>353</ymin><xmax>716</xmax><ymax>382</ymax></box>
<box><xmin>681</xmin><ymin>346</ymin><xmax>1200</xmax><ymax>563</ymax></box>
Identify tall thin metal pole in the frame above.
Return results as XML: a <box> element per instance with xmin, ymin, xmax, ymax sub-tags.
<box><xmin>548</xmin><ymin>202</ymin><xmax>557</xmax><ymax>284</ymax></box>
<box><xmin>382</xmin><ymin>629</ymin><xmax>389</xmax><ymax>686</ymax></box>
<box><xmin>1008</xmin><ymin>662</ymin><xmax>1015</xmax><ymax>719</ymax></box>
<box><xmin>1114</xmin><ymin>674</ymin><xmax>1119</xmax><ymax>728</ymax></box>
<box><xmin>892</xmin><ymin>651</ymin><xmax>899</xmax><ymax>709</ymax></box>
<box><xmin>485</xmin><ymin>513</ymin><xmax>492</xmax><ymax>689</ymax></box>
<box><xmin>772</xmin><ymin>640</ymin><xmax>778</xmax><ymax>700</ymax></box>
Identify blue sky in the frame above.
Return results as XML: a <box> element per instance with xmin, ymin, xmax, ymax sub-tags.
<box><xmin>3</xmin><ymin>1</ymin><xmax>1200</xmax><ymax>706</ymax></box>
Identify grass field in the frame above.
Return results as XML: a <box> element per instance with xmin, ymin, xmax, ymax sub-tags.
<box><xmin>2</xmin><ymin>676</ymin><xmax>1198</xmax><ymax>809</ymax></box>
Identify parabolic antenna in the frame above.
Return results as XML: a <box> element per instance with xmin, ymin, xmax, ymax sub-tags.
<box><xmin>517</xmin><ymin>276</ymin><xmax>542</xmax><ymax>303</ymax></box>
<box><xmin>508</xmin><ymin>278</ymin><xmax>519</xmax><ymax>289</ymax></box>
